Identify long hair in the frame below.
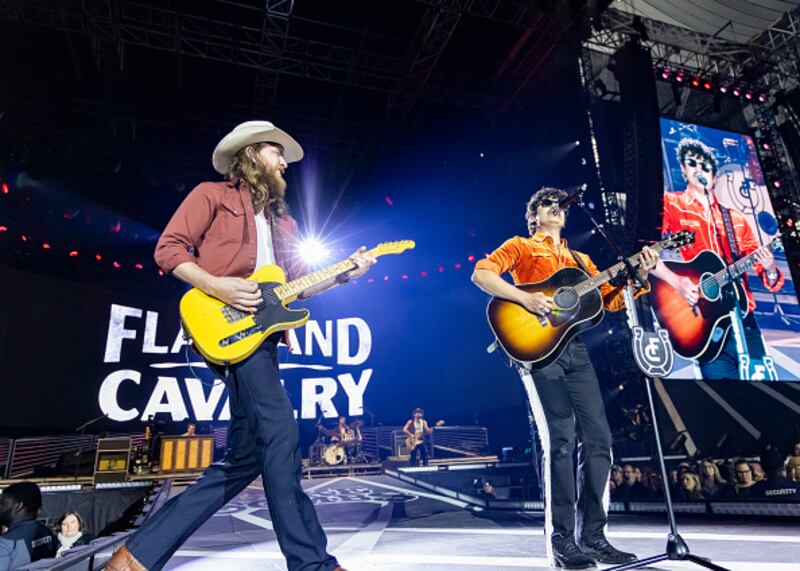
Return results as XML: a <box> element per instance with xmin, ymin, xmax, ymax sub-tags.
<box><xmin>225</xmin><ymin>142</ymin><xmax>288</xmax><ymax>217</ymax></box>
<box><xmin>700</xmin><ymin>458</ymin><xmax>727</xmax><ymax>486</ymax></box>
<box><xmin>680</xmin><ymin>472</ymin><xmax>704</xmax><ymax>500</ymax></box>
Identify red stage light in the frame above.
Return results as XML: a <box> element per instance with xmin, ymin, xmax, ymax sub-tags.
<box><xmin>69</xmin><ymin>250</ymin><xmax>79</xmax><ymax>257</ymax></box>
<box><xmin>384</xmin><ymin>196</ymin><xmax>393</xmax><ymax>206</ymax></box>
<box><xmin>113</xmin><ymin>261</ymin><xmax>121</xmax><ymax>268</ymax></box>
<box><xmin>135</xmin><ymin>263</ymin><xmax>143</xmax><ymax>270</ymax></box>
<box><xmin>758</xmin><ymin>93</ymin><xmax>767</xmax><ymax>102</ymax></box>
<box><xmin>703</xmin><ymin>81</ymin><xmax>712</xmax><ymax>90</ymax></box>
<box><xmin>95</xmin><ymin>254</ymin><xmax>102</xmax><ymax>261</ymax></box>
<box><xmin>42</xmin><ymin>243</ymin><xmax>51</xmax><ymax>249</ymax></box>
<box><xmin>762</xmin><ymin>142</ymin><xmax>771</xmax><ymax>150</ymax></box>
<box><xmin>1</xmin><ymin>183</ymin><xmax>9</xmax><ymax>194</ymax></box>
<box><xmin>438</xmin><ymin>266</ymin><xmax>444</xmax><ymax>273</ymax></box>
<box><xmin>720</xmin><ymin>85</ymin><xmax>728</xmax><ymax>93</ymax></box>
<box><xmin>774</xmin><ymin>180</ymin><xmax>782</xmax><ymax>188</ymax></box>
<box><xmin>691</xmin><ymin>77</ymin><xmax>701</xmax><ymax>87</ymax></box>
<box><xmin>158</xmin><ymin>269</ymin><xmax>165</xmax><ymax>276</ymax></box>
<box><xmin>455</xmin><ymin>263</ymin><xmax>461</xmax><ymax>269</ymax></box>
<box><xmin>421</xmin><ymin>271</ymin><xmax>428</xmax><ymax>277</ymax></box>
<box><xmin>21</xmin><ymin>234</ymin><xmax>28</xmax><ymax>241</ymax></box>
<box><xmin>745</xmin><ymin>92</ymin><xmax>753</xmax><ymax>100</ymax></box>
<box><xmin>732</xmin><ymin>87</ymin><xmax>741</xmax><ymax>96</ymax></box>
<box><xmin>0</xmin><ymin>226</ymin><xmax>7</xmax><ymax>232</ymax></box>
<box><xmin>661</xmin><ymin>69</ymin><xmax>671</xmax><ymax>79</ymax></box>
<box><xmin>675</xmin><ymin>71</ymin><xmax>684</xmax><ymax>83</ymax></box>
<box><xmin>467</xmin><ymin>255</ymin><xmax>475</xmax><ymax>262</ymax></box>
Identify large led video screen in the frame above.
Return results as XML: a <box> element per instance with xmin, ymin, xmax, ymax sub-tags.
<box><xmin>655</xmin><ymin>118</ymin><xmax>800</xmax><ymax>380</ymax></box>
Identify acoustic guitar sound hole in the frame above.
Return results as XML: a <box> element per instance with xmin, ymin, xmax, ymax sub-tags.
<box><xmin>553</xmin><ymin>287</ymin><xmax>579</xmax><ymax>310</ymax></box>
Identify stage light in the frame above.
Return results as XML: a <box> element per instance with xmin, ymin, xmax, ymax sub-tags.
<box><xmin>691</xmin><ymin>76</ymin><xmax>701</xmax><ymax>87</ymax></box>
<box><xmin>0</xmin><ymin>226</ymin><xmax>7</xmax><ymax>232</ymax></box>
<box><xmin>69</xmin><ymin>250</ymin><xmax>79</xmax><ymax>257</ymax></box>
<box><xmin>455</xmin><ymin>263</ymin><xmax>461</xmax><ymax>269</ymax></box>
<box><xmin>135</xmin><ymin>263</ymin><xmax>143</xmax><ymax>270</ymax></box>
<box><xmin>401</xmin><ymin>274</ymin><xmax>408</xmax><ymax>280</ymax></box>
<box><xmin>367</xmin><ymin>278</ymin><xmax>374</xmax><ymax>283</ymax></box>
<box><xmin>438</xmin><ymin>266</ymin><xmax>444</xmax><ymax>272</ymax></box>
<box><xmin>774</xmin><ymin>180</ymin><xmax>782</xmax><ymax>188</ymax></box>
<box><xmin>719</xmin><ymin>85</ymin><xmax>728</xmax><ymax>94</ymax></box>
<box><xmin>297</xmin><ymin>237</ymin><xmax>330</xmax><ymax>266</ymax></box>
<box><xmin>1</xmin><ymin>183</ymin><xmax>8</xmax><ymax>194</ymax></box>
<box><xmin>95</xmin><ymin>254</ymin><xmax>102</xmax><ymax>261</ymax></box>
<box><xmin>421</xmin><ymin>271</ymin><xmax>428</xmax><ymax>277</ymax></box>
<box><xmin>21</xmin><ymin>234</ymin><xmax>27</xmax><ymax>241</ymax></box>
<box><xmin>384</xmin><ymin>196</ymin><xmax>393</xmax><ymax>206</ymax></box>
<box><xmin>112</xmin><ymin>261</ymin><xmax>121</xmax><ymax>268</ymax></box>
<box><xmin>575</xmin><ymin>140</ymin><xmax>581</xmax><ymax>146</ymax></box>
<box><xmin>762</xmin><ymin>142</ymin><xmax>771</xmax><ymax>150</ymax></box>
<box><xmin>467</xmin><ymin>255</ymin><xmax>475</xmax><ymax>262</ymax></box>
<box><xmin>42</xmin><ymin>243</ymin><xmax>51</xmax><ymax>249</ymax></box>
<box><xmin>661</xmin><ymin>69</ymin><xmax>671</xmax><ymax>80</ymax></box>
<box><xmin>479</xmin><ymin>152</ymin><xmax>485</xmax><ymax>158</ymax></box>
<box><xmin>703</xmin><ymin>81</ymin><xmax>712</xmax><ymax>90</ymax></box>
<box><xmin>758</xmin><ymin>93</ymin><xmax>767</xmax><ymax>102</ymax></box>
<box><xmin>383</xmin><ymin>275</ymin><xmax>389</xmax><ymax>281</ymax></box>
<box><xmin>158</xmin><ymin>269</ymin><xmax>165</xmax><ymax>276</ymax></box>
<box><xmin>745</xmin><ymin>91</ymin><xmax>753</xmax><ymax>100</ymax></box>
<box><xmin>675</xmin><ymin>71</ymin><xmax>685</xmax><ymax>83</ymax></box>
<box><xmin>732</xmin><ymin>86</ymin><xmax>741</xmax><ymax>97</ymax></box>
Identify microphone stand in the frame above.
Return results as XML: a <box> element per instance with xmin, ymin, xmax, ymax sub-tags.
<box><xmin>73</xmin><ymin>412</ymin><xmax>108</xmax><ymax>483</ymax></box>
<box><xmin>573</xmin><ymin>197</ymin><xmax>727</xmax><ymax>570</ymax></box>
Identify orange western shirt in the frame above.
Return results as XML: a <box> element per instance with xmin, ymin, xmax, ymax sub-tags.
<box><xmin>662</xmin><ymin>191</ymin><xmax>784</xmax><ymax>312</ymax></box>
<box><xmin>475</xmin><ymin>232</ymin><xmax>646</xmax><ymax>312</ymax></box>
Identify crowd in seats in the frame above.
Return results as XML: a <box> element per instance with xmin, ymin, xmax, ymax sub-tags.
<box><xmin>1</xmin><ymin>482</ymin><xmax>96</xmax><ymax>570</ymax></box>
<box><xmin>609</xmin><ymin>441</ymin><xmax>800</xmax><ymax>502</ymax></box>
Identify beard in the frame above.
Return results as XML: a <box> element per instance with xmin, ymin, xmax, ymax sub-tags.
<box><xmin>259</xmin><ymin>162</ymin><xmax>287</xmax><ymax>201</ymax></box>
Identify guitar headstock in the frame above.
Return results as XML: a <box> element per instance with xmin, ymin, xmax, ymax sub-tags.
<box><xmin>373</xmin><ymin>240</ymin><xmax>416</xmax><ymax>256</ymax></box>
<box><xmin>662</xmin><ymin>230</ymin><xmax>695</xmax><ymax>251</ymax></box>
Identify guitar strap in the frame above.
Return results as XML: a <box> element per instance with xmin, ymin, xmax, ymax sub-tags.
<box><xmin>718</xmin><ymin>205</ymin><xmax>741</xmax><ymax>260</ymax></box>
<box><xmin>567</xmin><ymin>247</ymin><xmax>591</xmax><ymax>274</ymax></box>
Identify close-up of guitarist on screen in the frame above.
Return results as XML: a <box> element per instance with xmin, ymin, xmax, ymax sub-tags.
<box><xmin>105</xmin><ymin>121</ymin><xmax>373</xmax><ymax>571</ymax></box>
<box><xmin>650</xmin><ymin>138</ymin><xmax>784</xmax><ymax>380</ymax></box>
<box><xmin>471</xmin><ymin>186</ymin><xmax>658</xmax><ymax>570</ymax></box>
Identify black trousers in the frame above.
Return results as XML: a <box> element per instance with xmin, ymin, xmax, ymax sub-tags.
<box><xmin>410</xmin><ymin>443</ymin><xmax>429</xmax><ymax>466</ymax></box>
<box><xmin>700</xmin><ymin>312</ymin><xmax>766</xmax><ymax>380</ymax></box>
<box><xmin>126</xmin><ymin>339</ymin><xmax>339</xmax><ymax>571</ymax></box>
<box><xmin>521</xmin><ymin>340</ymin><xmax>612</xmax><ymax>547</ymax></box>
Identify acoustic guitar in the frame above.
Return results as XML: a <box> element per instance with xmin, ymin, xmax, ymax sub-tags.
<box><xmin>649</xmin><ymin>237</ymin><xmax>782</xmax><ymax>363</ymax></box>
<box><xmin>180</xmin><ymin>240</ymin><xmax>415</xmax><ymax>365</ymax></box>
<box><xmin>486</xmin><ymin>231</ymin><xmax>694</xmax><ymax>368</ymax></box>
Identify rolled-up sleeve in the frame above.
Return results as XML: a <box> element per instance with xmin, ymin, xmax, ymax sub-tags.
<box><xmin>475</xmin><ymin>237</ymin><xmax>523</xmax><ymax>275</ymax></box>
<box><xmin>154</xmin><ymin>184</ymin><xmax>216</xmax><ymax>274</ymax></box>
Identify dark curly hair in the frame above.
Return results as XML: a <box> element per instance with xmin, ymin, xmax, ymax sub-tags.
<box><xmin>525</xmin><ymin>186</ymin><xmax>569</xmax><ymax>236</ymax></box>
<box><xmin>676</xmin><ymin>138</ymin><xmax>718</xmax><ymax>175</ymax></box>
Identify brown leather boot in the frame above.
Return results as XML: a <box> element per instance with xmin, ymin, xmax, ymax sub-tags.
<box><xmin>105</xmin><ymin>545</ymin><xmax>148</xmax><ymax>571</ymax></box>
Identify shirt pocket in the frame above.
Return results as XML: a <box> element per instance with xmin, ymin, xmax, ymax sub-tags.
<box><xmin>215</xmin><ymin>201</ymin><xmax>245</xmax><ymax>242</ymax></box>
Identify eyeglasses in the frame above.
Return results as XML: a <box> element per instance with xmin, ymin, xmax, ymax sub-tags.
<box><xmin>683</xmin><ymin>157</ymin><xmax>715</xmax><ymax>173</ymax></box>
<box><xmin>539</xmin><ymin>199</ymin><xmax>560</xmax><ymax>207</ymax></box>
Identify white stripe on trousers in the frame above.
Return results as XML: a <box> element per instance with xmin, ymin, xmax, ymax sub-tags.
<box><xmin>518</xmin><ymin>365</ymin><xmax>613</xmax><ymax>563</ymax></box>
<box><xmin>518</xmin><ymin>366</ymin><xmax>555</xmax><ymax>565</ymax></box>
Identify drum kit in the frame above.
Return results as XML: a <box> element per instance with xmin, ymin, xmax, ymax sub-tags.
<box><xmin>310</xmin><ymin>419</ymin><xmax>369</xmax><ymax>466</ymax></box>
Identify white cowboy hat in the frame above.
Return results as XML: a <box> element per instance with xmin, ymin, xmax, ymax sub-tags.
<box><xmin>212</xmin><ymin>120</ymin><xmax>304</xmax><ymax>174</ymax></box>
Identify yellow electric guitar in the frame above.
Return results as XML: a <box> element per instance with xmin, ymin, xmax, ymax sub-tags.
<box><xmin>405</xmin><ymin>420</ymin><xmax>445</xmax><ymax>451</ymax></box>
<box><xmin>180</xmin><ymin>240</ymin><xmax>415</xmax><ymax>365</ymax></box>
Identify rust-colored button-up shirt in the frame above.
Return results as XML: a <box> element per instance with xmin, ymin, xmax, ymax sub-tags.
<box><xmin>662</xmin><ymin>190</ymin><xmax>784</xmax><ymax>312</ymax></box>
<box><xmin>154</xmin><ymin>180</ymin><xmax>304</xmax><ymax>280</ymax></box>
<box><xmin>475</xmin><ymin>233</ymin><xmax>646</xmax><ymax>312</ymax></box>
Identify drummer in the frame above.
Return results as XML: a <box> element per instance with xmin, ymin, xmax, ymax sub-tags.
<box><xmin>333</xmin><ymin>416</ymin><xmax>352</xmax><ymax>444</ymax></box>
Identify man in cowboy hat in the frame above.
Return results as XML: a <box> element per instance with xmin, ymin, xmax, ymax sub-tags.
<box><xmin>106</xmin><ymin>121</ymin><xmax>374</xmax><ymax>571</ymax></box>
<box><xmin>402</xmin><ymin>408</ymin><xmax>433</xmax><ymax>467</ymax></box>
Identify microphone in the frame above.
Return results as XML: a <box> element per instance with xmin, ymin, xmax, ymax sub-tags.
<box><xmin>553</xmin><ymin>184</ymin><xmax>587</xmax><ymax>214</ymax></box>
<box><xmin>695</xmin><ymin>173</ymin><xmax>709</xmax><ymax>189</ymax></box>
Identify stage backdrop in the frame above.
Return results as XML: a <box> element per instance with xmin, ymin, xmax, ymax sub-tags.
<box><xmin>658</xmin><ymin>118</ymin><xmax>800</xmax><ymax>380</ymax></box>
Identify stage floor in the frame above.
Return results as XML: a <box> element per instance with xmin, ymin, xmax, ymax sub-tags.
<box><xmin>162</xmin><ymin>475</ymin><xmax>799</xmax><ymax>570</ymax></box>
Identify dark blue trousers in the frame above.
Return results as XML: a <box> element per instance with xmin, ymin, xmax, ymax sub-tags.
<box><xmin>126</xmin><ymin>339</ymin><xmax>339</xmax><ymax>571</ymax></box>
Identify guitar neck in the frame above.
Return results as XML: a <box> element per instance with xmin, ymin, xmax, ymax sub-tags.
<box><xmin>574</xmin><ymin>240</ymin><xmax>672</xmax><ymax>297</ymax></box>
<box><xmin>717</xmin><ymin>240</ymin><xmax>777</xmax><ymax>286</ymax></box>
<box><xmin>275</xmin><ymin>246</ymin><xmax>379</xmax><ymax>300</ymax></box>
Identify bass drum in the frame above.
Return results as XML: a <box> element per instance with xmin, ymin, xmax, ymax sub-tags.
<box><xmin>322</xmin><ymin>444</ymin><xmax>345</xmax><ymax>465</ymax></box>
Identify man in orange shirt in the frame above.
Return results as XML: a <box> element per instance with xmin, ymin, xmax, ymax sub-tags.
<box><xmin>473</xmin><ymin>187</ymin><xmax>657</xmax><ymax>569</ymax></box>
<box><xmin>652</xmin><ymin>138</ymin><xmax>783</xmax><ymax>379</ymax></box>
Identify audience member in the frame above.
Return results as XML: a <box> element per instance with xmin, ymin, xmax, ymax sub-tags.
<box><xmin>749</xmin><ymin>462</ymin><xmax>765</xmax><ymax>483</ymax></box>
<box><xmin>722</xmin><ymin>459</ymin><xmax>765</xmax><ymax>500</ymax></box>
<box><xmin>675</xmin><ymin>472</ymin><xmax>705</xmax><ymax>501</ymax></box>
<box><xmin>610</xmin><ymin>465</ymin><xmax>623</xmax><ymax>490</ymax></box>
<box><xmin>55</xmin><ymin>512</ymin><xmax>94</xmax><ymax>558</ymax></box>
<box><xmin>613</xmin><ymin>464</ymin><xmax>650</xmax><ymax>500</ymax></box>
<box><xmin>788</xmin><ymin>455</ymin><xmax>800</xmax><ymax>483</ymax></box>
<box><xmin>0</xmin><ymin>482</ymin><xmax>57</xmax><ymax>570</ymax></box>
<box><xmin>753</xmin><ymin>449</ymin><xmax>800</xmax><ymax>502</ymax></box>
<box><xmin>699</xmin><ymin>458</ymin><xmax>727</xmax><ymax>500</ymax></box>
